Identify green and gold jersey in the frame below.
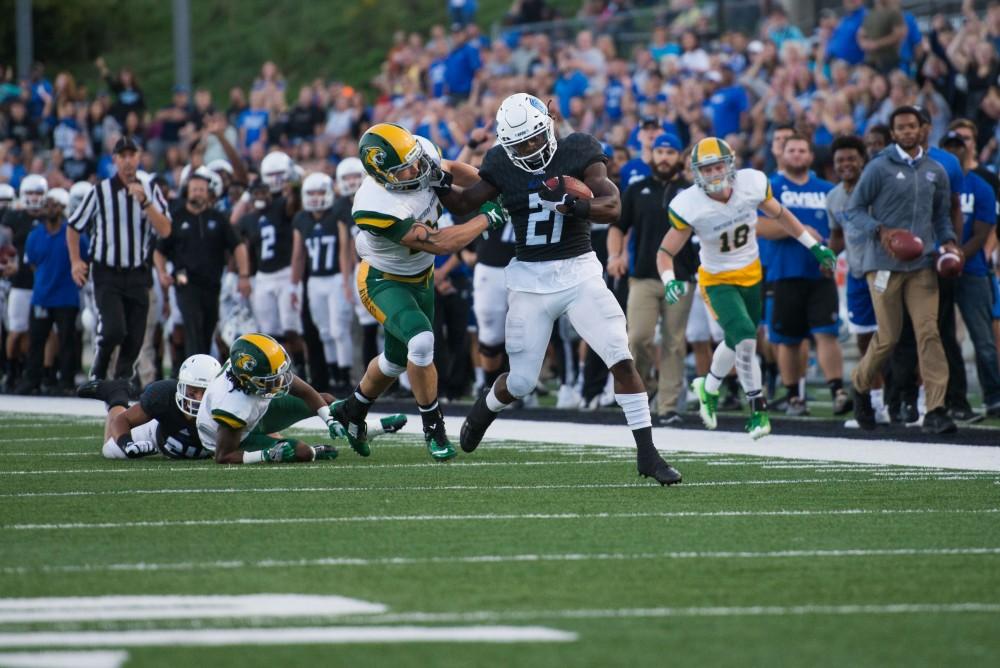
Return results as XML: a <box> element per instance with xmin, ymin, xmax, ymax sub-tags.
<box><xmin>351</xmin><ymin>175</ymin><xmax>441</xmax><ymax>276</ymax></box>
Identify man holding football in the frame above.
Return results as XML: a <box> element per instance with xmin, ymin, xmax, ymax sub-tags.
<box><xmin>437</xmin><ymin>93</ymin><xmax>682</xmax><ymax>486</ymax></box>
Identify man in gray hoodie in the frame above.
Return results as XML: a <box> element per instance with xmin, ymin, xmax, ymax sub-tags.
<box><xmin>844</xmin><ymin>105</ymin><xmax>962</xmax><ymax>434</ymax></box>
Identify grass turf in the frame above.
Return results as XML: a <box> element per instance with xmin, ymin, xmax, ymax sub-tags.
<box><xmin>1</xmin><ymin>413</ymin><xmax>999</xmax><ymax>666</ymax></box>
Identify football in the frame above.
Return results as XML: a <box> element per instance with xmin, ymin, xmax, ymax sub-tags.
<box><xmin>544</xmin><ymin>175</ymin><xmax>594</xmax><ymax>200</ymax></box>
<box><xmin>936</xmin><ymin>248</ymin><xmax>964</xmax><ymax>278</ymax></box>
<box><xmin>884</xmin><ymin>228</ymin><xmax>924</xmax><ymax>261</ymax></box>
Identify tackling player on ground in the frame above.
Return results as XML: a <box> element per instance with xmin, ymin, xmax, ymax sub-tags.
<box><xmin>198</xmin><ymin>333</ymin><xmax>406</xmax><ymax>464</ymax></box>
<box><xmin>330</xmin><ymin>123</ymin><xmax>507</xmax><ymax>462</ymax></box>
<box><xmin>656</xmin><ymin>138</ymin><xmax>836</xmax><ymax>439</ymax></box>
<box><xmin>436</xmin><ymin>93</ymin><xmax>682</xmax><ymax>486</ymax></box>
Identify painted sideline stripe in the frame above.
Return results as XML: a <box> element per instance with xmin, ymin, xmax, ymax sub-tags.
<box><xmin>0</xmin><ymin>650</ymin><xmax>128</xmax><ymax>668</ymax></box>
<box><xmin>0</xmin><ymin>595</ymin><xmax>384</xmax><ymax>623</ymax></box>
<box><xmin>0</xmin><ymin>626</ymin><xmax>576</xmax><ymax>648</ymax></box>
<box><xmin>5</xmin><ymin>547</ymin><xmax>998</xmax><ymax>576</ymax></box>
<box><xmin>5</xmin><ymin>508</ymin><xmax>999</xmax><ymax>531</ymax></box>
<box><xmin>0</xmin><ymin>476</ymin><xmax>993</xmax><ymax>501</ymax></box>
<box><xmin>344</xmin><ymin>603</ymin><xmax>1000</xmax><ymax>624</ymax></box>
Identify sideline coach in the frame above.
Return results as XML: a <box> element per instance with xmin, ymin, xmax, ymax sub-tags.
<box><xmin>67</xmin><ymin>136</ymin><xmax>172</xmax><ymax>380</ymax></box>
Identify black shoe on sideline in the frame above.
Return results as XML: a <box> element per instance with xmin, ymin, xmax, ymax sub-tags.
<box><xmin>949</xmin><ymin>406</ymin><xmax>984</xmax><ymax>424</ymax></box>
<box><xmin>655</xmin><ymin>411</ymin><xmax>683</xmax><ymax>427</ymax></box>
<box><xmin>76</xmin><ymin>379</ymin><xmax>106</xmax><ymax>401</ymax></box>
<box><xmin>853</xmin><ymin>389</ymin><xmax>876</xmax><ymax>431</ymax></box>
<box><xmin>923</xmin><ymin>407</ymin><xmax>958</xmax><ymax>435</ymax></box>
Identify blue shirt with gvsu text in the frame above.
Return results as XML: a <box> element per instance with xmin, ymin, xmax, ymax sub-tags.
<box><xmin>958</xmin><ymin>170</ymin><xmax>998</xmax><ymax>277</ymax></box>
<box><xmin>765</xmin><ymin>172</ymin><xmax>833</xmax><ymax>281</ymax></box>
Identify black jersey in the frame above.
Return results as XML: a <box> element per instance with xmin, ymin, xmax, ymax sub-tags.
<box><xmin>478</xmin><ymin>132</ymin><xmax>607</xmax><ymax>262</ymax></box>
<box><xmin>293</xmin><ymin>209</ymin><xmax>342</xmax><ymax>277</ymax></box>
<box><xmin>237</xmin><ymin>197</ymin><xmax>294</xmax><ymax>274</ymax></box>
<box><xmin>138</xmin><ymin>379</ymin><xmax>209</xmax><ymax>459</ymax></box>
<box><xmin>1</xmin><ymin>209</ymin><xmax>44</xmax><ymax>289</ymax></box>
<box><xmin>474</xmin><ymin>215</ymin><xmax>516</xmax><ymax>267</ymax></box>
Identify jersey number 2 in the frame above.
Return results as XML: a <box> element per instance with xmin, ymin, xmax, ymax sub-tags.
<box><xmin>719</xmin><ymin>224</ymin><xmax>749</xmax><ymax>252</ymax></box>
<box><xmin>526</xmin><ymin>192</ymin><xmax>563</xmax><ymax>246</ymax></box>
<box><xmin>260</xmin><ymin>225</ymin><xmax>276</xmax><ymax>261</ymax></box>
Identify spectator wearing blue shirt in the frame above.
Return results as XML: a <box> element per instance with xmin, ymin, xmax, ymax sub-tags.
<box><xmin>766</xmin><ymin>6</ymin><xmax>807</xmax><ymax>53</ymax></box>
<box><xmin>703</xmin><ymin>68</ymin><xmax>748</xmax><ymax>140</ymax></box>
<box><xmin>448</xmin><ymin>0</ymin><xmax>477</xmax><ymax>28</ymax></box>
<box><xmin>826</xmin><ymin>0</ymin><xmax>867</xmax><ymax>66</ymax></box>
<box><xmin>758</xmin><ymin>134</ymin><xmax>848</xmax><ymax>416</ymax></box>
<box><xmin>444</xmin><ymin>25</ymin><xmax>482</xmax><ymax>102</ymax></box>
<box><xmin>899</xmin><ymin>10</ymin><xmax>923</xmax><ymax>72</ymax></box>
<box><xmin>554</xmin><ymin>50</ymin><xmax>589</xmax><ymax>120</ymax></box>
<box><xmin>237</xmin><ymin>91</ymin><xmax>269</xmax><ymax>154</ymax></box>
<box><xmin>17</xmin><ymin>195</ymin><xmax>89</xmax><ymax>395</ymax></box>
<box><xmin>941</xmin><ymin>131</ymin><xmax>1000</xmax><ymax>416</ymax></box>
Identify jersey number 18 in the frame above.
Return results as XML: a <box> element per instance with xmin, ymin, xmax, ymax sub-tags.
<box><xmin>719</xmin><ymin>224</ymin><xmax>750</xmax><ymax>252</ymax></box>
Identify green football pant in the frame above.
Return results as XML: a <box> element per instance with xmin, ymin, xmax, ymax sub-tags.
<box><xmin>701</xmin><ymin>281</ymin><xmax>762</xmax><ymax>349</ymax></box>
<box><xmin>241</xmin><ymin>394</ymin><xmax>317</xmax><ymax>451</ymax></box>
<box><xmin>357</xmin><ymin>261</ymin><xmax>435</xmax><ymax>368</ymax></box>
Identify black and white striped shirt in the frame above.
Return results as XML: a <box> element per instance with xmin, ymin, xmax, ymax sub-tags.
<box><xmin>68</xmin><ymin>176</ymin><xmax>170</xmax><ymax>269</ymax></box>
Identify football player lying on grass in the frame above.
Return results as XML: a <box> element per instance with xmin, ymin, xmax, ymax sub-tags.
<box><xmin>78</xmin><ymin>354</ymin><xmax>222</xmax><ymax>460</ymax></box>
<box><xmin>197</xmin><ymin>333</ymin><xmax>407</xmax><ymax>464</ymax></box>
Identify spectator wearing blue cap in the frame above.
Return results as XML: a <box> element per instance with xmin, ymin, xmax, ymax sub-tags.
<box><xmin>608</xmin><ymin>133</ymin><xmax>695</xmax><ymax>426</ymax></box>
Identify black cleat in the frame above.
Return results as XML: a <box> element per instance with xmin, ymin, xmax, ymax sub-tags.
<box><xmin>853</xmin><ymin>389</ymin><xmax>876</xmax><ymax>431</ymax></box>
<box><xmin>923</xmin><ymin>407</ymin><xmax>958</xmax><ymax>434</ymax></box>
<box><xmin>459</xmin><ymin>392</ymin><xmax>499</xmax><ymax>453</ymax></box>
<box><xmin>76</xmin><ymin>379</ymin><xmax>106</xmax><ymax>401</ymax></box>
<box><xmin>638</xmin><ymin>458</ymin><xmax>683</xmax><ymax>486</ymax></box>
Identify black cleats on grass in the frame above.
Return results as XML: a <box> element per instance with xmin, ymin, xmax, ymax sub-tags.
<box><xmin>459</xmin><ymin>393</ymin><xmax>498</xmax><ymax>453</ymax></box>
<box><xmin>638</xmin><ymin>457</ymin><xmax>683</xmax><ymax>486</ymax></box>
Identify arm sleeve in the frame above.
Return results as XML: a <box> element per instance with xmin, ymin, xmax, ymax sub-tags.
<box><xmin>667</xmin><ymin>200</ymin><xmax>691</xmax><ymax>231</ymax></box>
<box><xmin>477</xmin><ymin>147</ymin><xmax>504</xmax><ymax>190</ymax></box>
<box><xmin>352</xmin><ymin>210</ymin><xmax>415</xmax><ymax>244</ymax></box>
<box><xmin>149</xmin><ymin>183</ymin><xmax>171</xmax><ymax>220</ymax></box>
<box><xmin>931</xmin><ymin>167</ymin><xmax>957</xmax><ymax>244</ymax></box>
<box><xmin>845</xmin><ymin>163</ymin><xmax>883</xmax><ymax>236</ymax></box>
<box><xmin>24</xmin><ymin>227</ymin><xmax>42</xmax><ymax>266</ymax></box>
<box><xmin>613</xmin><ymin>185</ymin><xmax>634</xmax><ymax>232</ymax></box>
<box><xmin>67</xmin><ymin>185</ymin><xmax>97</xmax><ymax>233</ymax></box>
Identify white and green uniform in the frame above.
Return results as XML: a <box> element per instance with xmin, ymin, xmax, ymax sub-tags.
<box><xmin>351</xmin><ymin>137</ymin><xmax>443</xmax><ymax>370</ymax></box>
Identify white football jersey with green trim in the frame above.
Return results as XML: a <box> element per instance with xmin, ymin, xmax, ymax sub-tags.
<box><xmin>668</xmin><ymin>169</ymin><xmax>772</xmax><ymax>274</ymax></box>
<box><xmin>352</xmin><ymin>177</ymin><xmax>440</xmax><ymax>275</ymax></box>
<box><xmin>196</xmin><ymin>372</ymin><xmax>270</xmax><ymax>451</ymax></box>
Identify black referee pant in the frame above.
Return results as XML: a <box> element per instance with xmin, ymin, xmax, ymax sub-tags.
<box><xmin>91</xmin><ymin>264</ymin><xmax>151</xmax><ymax>380</ymax></box>
<box><xmin>176</xmin><ymin>283</ymin><xmax>220</xmax><ymax>358</ymax></box>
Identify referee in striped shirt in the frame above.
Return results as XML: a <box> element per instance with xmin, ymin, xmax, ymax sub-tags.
<box><xmin>67</xmin><ymin>136</ymin><xmax>172</xmax><ymax>381</ymax></box>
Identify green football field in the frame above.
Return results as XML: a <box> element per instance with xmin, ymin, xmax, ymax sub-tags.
<box><xmin>1</xmin><ymin>411</ymin><xmax>999</xmax><ymax>667</ymax></box>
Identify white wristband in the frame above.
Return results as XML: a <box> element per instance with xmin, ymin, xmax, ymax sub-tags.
<box><xmin>316</xmin><ymin>405</ymin><xmax>332</xmax><ymax>424</ymax></box>
<box><xmin>242</xmin><ymin>450</ymin><xmax>265</xmax><ymax>464</ymax></box>
<box><xmin>796</xmin><ymin>231</ymin><xmax>818</xmax><ymax>249</ymax></box>
<box><xmin>660</xmin><ymin>270</ymin><xmax>676</xmax><ymax>286</ymax></box>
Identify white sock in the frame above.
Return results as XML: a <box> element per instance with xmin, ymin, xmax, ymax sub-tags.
<box><xmin>798</xmin><ymin>376</ymin><xmax>806</xmax><ymax>399</ymax></box>
<box><xmin>486</xmin><ymin>385</ymin><xmax>511</xmax><ymax>413</ymax></box>
<box><xmin>706</xmin><ymin>344</ymin><xmax>736</xmax><ymax>393</ymax></box>
<box><xmin>871</xmin><ymin>388</ymin><xmax>884</xmax><ymax>411</ymax></box>
<box><xmin>735</xmin><ymin>339</ymin><xmax>762</xmax><ymax>396</ymax></box>
<box><xmin>615</xmin><ymin>392</ymin><xmax>652</xmax><ymax>429</ymax></box>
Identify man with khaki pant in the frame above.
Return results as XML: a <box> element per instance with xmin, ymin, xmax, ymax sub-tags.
<box><xmin>607</xmin><ymin>133</ymin><xmax>693</xmax><ymax>426</ymax></box>
<box><xmin>845</xmin><ymin>106</ymin><xmax>962</xmax><ymax>434</ymax></box>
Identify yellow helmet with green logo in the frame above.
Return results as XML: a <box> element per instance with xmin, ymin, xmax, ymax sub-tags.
<box><xmin>691</xmin><ymin>137</ymin><xmax>736</xmax><ymax>194</ymax></box>
<box><xmin>227</xmin><ymin>333</ymin><xmax>292</xmax><ymax>398</ymax></box>
<box><xmin>359</xmin><ymin>123</ymin><xmax>434</xmax><ymax>192</ymax></box>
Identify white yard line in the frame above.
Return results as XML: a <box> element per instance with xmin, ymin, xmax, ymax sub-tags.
<box><xmin>0</xmin><ymin>476</ymin><xmax>994</xmax><ymax>501</ymax></box>
<box><xmin>0</xmin><ymin>626</ymin><xmax>576</xmax><ymax>648</ymax></box>
<box><xmin>0</xmin><ymin>595</ymin><xmax>385</xmax><ymax>623</ymax></box>
<box><xmin>4</xmin><ymin>547</ymin><xmax>998</xmax><ymax>577</ymax></box>
<box><xmin>0</xmin><ymin>650</ymin><xmax>129</xmax><ymax>668</ymax></box>
<box><xmin>341</xmin><ymin>603</ymin><xmax>1000</xmax><ymax>624</ymax></box>
<box><xmin>4</xmin><ymin>508</ymin><xmax>998</xmax><ymax>532</ymax></box>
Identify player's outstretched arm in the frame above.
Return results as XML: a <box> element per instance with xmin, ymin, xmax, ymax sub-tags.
<box><xmin>656</xmin><ymin>227</ymin><xmax>693</xmax><ymax>304</ymax></box>
<box><xmin>400</xmin><ymin>202</ymin><xmax>506</xmax><ymax>255</ymax></box>
<box><xmin>214</xmin><ymin>424</ymin><xmax>247</xmax><ymax>464</ymax></box>
<box><xmin>435</xmin><ymin>177</ymin><xmax>499</xmax><ymax>216</ymax></box>
<box><xmin>582</xmin><ymin>161</ymin><xmax>621</xmax><ymax>224</ymax></box>
<box><xmin>760</xmin><ymin>197</ymin><xmax>836</xmax><ymax>272</ymax></box>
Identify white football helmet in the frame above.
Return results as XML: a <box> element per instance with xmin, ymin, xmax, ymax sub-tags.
<box><xmin>0</xmin><ymin>183</ymin><xmax>15</xmax><ymax>209</ymax></box>
<box><xmin>206</xmin><ymin>159</ymin><xmax>234</xmax><ymax>176</ymax></box>
<box><xmin>261</xmin><ymin>151</ymin><xmax>294</xmax><ymax>193</ymax></box>
<box><xmin>302</xmin><ymin>172</ymin><xmax>334</xmax><ymax>212</ymax></box>
<box><xmin>69</xmin><ymin>181</ymin><xmax>91</xmax><ymax>216</ymax></box>
<box><xmin>495</xmin><ymin>93</ymin><xmax>557</xmax><ymax>173</ymax></box>
<box><xmin>19</xmin><ymin>175</ymin><xmax>49</xmax><ymax>212</ymax></box>
<box><xmin>45</xmin><ymin>187</ymin><xmax>70</xmax><ymax>216</ymax></box>
<box><xmin>175</xmin><ymin>354</ymin><xmax>222</xmax><ymax>417</ymax></box>
<box><xmin>220</xmin><ymin>302</ymin><xmax>257</xmax><ymax>348</ymax></box>
<box><xmin>335</xmin><ymin>157</ymin><xmax>365</xmax><ymax>196</ymax></box>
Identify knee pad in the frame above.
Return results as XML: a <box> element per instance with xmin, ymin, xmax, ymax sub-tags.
<box><xmin>505</xmin><ymin>372</ymin><xmax>535</xmax><ymax>399</ymax></box>
<box><xmin>406</xmin><ymin>330</ymin><xmax>435</xmax><ymax>367</ymax></box>
<box><xmin>479</xmin><ymin>342</ymin><xmax>505</xmax><ymax>359</ymax></box>
<box><xmin>377</xmin><ymin>352</ymin><xmax>406</xmax><ymax>378</ymax></box>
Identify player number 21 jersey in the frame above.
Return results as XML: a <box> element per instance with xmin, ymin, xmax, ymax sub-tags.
<box><xmin>667</xmin><ymin>169</ymin><xmax>773</xmax><ymax>286</ymax></box>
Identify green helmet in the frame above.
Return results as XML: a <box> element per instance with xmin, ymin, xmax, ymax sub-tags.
<box><xmin>226</xmin><ymin>333</ymin><xmax>292</xmax><ymax>398</ymax></box>
<box><xmin>359</xmin><ymin>123</ymin><xmax>433</xmax><ymax>192</ymax></box>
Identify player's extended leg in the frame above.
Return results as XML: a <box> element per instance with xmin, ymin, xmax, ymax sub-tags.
<box><xmin>565</xmin><ymin>276</ymin><xmax>681</xmax><ymax>485</ymax></box>
<box><xmin>460</xmin><ymin>289</ymin><xmax>557</xmax><ymax>453</ymax></box>
<box><xmin>701</xmin><ymin>282</ymin><xmax>769</xmax><ymax>439</ymax></box>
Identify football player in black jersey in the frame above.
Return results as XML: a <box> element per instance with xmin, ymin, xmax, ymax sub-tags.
<box><xmin>79</xmin><ymin>354</ymin><xmax>222</xmax><ymax>459</ymax></box>
<box><xmin>436</xmin><ymin>93</ymin><xmax>682</xmax><ymax>485</ymax></box>
<box><xmin>290</xmin><ymin>172</ymin><xmax>354</xmax><ymax>393</ymax></box>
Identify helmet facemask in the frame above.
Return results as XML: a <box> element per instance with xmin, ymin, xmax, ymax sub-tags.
<box><xmin>693</xmin><ymin>155</ymin><xmax>736</xmax><ymax>194</ymax></box>
<box><xmin>382</xmin><ymin>143</ymin><xmax>434</xmax><ymax>192</ymax></box>
<box><xmin>174</xmin><ymin>381</ymin><xmax>208</xmax><ymax>417</ymax></box>
<box><xmin>500</xmin><ymin>123</ymin><xmax>557</xmax><ymax>173</ymax></box>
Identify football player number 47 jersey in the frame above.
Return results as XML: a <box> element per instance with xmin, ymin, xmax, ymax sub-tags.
<box><xmin>668</xmin><ymin>169</ymin><xmax>773</xmax><ymax>287</ymax></box>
